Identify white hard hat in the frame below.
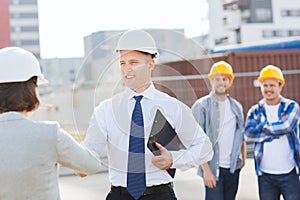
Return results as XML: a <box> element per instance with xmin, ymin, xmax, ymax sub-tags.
<box><xmin>0</xmin><ymin>47</ymin><xmax>48</xmax><ymax>84</ymax></box>
<box><xmin>115</xmin><ymin>29</ymin><xmax>159</xmax><ymax>59</ymax></box>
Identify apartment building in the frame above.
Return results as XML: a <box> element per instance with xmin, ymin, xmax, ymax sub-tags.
<box><xmin>208</xmin><ymin>0</ymin><xmax>300</xmax><ymax>48</ymax></box>
<box><xmin>8</xmin><ymin>0</ymin><xmax>40</xmax><ymax>58</ymax></box>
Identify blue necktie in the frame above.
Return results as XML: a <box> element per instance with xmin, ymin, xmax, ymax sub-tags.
<box><xmin>127</xmin><ymin>96</ymin><xmax>146</xmax><ymax>200</ymax></box>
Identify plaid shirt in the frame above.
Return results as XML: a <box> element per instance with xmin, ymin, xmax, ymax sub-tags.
<box><xmin>244</xmin><ymin>97</ymin><xmax>300</xmax><ymax>176</ymax></box>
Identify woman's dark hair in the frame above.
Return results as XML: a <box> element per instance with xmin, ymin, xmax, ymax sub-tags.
<box><xmin>0</xmin><ymin>76</ymin><xmax>40</xmax><ymax>113</ymax></box>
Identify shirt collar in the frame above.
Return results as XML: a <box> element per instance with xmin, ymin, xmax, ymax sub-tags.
<box><xmin>209</xmin><ymin>92</ymin><xmax>230</xmax><ymax>103</ymax></box>
<box><xmin>0</xmin><ymin>111</ymin><xmax>27</xmax><ymax>121</ymax></box>
<box><xmin>259</xmin><ymin>96</ymin><xmax>286</xmax><ymax>107</ymax></box>
<box><xmin>126</xmin><ymin>83</ymin><xmax>156</xmax><ymax>101</ymax></box>
<box><xmin>209</xmin><ymin>92</ymin><xmax>217</xmax><ymax>102</ymax></box>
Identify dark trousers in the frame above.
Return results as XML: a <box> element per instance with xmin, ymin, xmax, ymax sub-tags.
<box><xmin>205</xmin><ymin>167</ymin><xmax>240</xmax><ymax>200</ymax></box>
<box><xmin>106</xmin><ymin>188</ymin><xmax>177</xmax><ymax>200</ymax></box>
<box><xmin>258</xmin><ymin>168</ymin><xmax>300</xmax><ymax>200</ymax></box>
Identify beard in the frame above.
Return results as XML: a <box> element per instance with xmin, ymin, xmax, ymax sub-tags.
<box><xmin>214</xmin><ymin>87</ymin><xmax>229</xmax><ymax>95</ymax></box>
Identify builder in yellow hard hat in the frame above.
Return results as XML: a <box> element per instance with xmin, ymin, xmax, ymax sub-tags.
<box><xmin>192</xmin><ymin>61</ymin><xmax>246</xmax><ymax>200</ymax></box>
<box><xmin>244</xmin><ymin>65</ymin><xmax>300</xmax><ymax>199</ymax></box>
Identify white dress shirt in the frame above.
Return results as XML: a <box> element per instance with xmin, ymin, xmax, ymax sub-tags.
<box><xmin>82</xmin><ymin>84</ymin><xmax>213</xmax><ymax>187</ymax></box>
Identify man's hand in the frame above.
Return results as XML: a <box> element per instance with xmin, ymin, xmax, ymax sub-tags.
<box><xmin>201</xmin><ymin>162</ymin><xmax>216</xmax><ymax>188</ymax></box>
<box><xmin>280</xmin><ymin>115</ymin><xmax>288</xmax><ymax>120</ymax></box>
<box><xmin>240</xmin><ymin>140</ymin><xmax>247</xmax><ymax>169</ymax></box>
<box><xmin>151</xmin><ymin>142</ymin><xmax>173</xmax><ymax>170</ymax></box>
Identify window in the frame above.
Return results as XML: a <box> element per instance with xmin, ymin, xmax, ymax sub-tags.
<box><xmin>11</xmin><ymin>0</ymin><xmax>19</xmax><ymax>5</ymax></box>
<box><xmin>255</xmin><ymin>8</ymin><xmax>272</xmax><ymax>21</ymax></box>
<box><xmin>275</xmin><ymin>30</ymin><xmax>289</xmax><ymax>37</ymax></box>
<box><xmin>10</xmin><ymin>13</ymin><xmax>20</xmax><ymax>18</ymax></box>
<box><xmin>20</xmin><ymin>13</ymin><xmax>38</xmax><ymax>18</ymax></box>
<box><xmin>10</xmin><ymin>12</ymin><xmax>38</xmax><ymax>19</ymax></box>
<box><xmin>262</xmin><ymin>30</ymin><xmax>274</xmax><ymax>38</ymax></box>
<box><xmin>19</xmin><ymin>0</ymin><xmax>37</xmax><ymax>4</ymax></box>
<box><xmin>290</xmin><ymin>10</ymin><xmax>300</xmax><ymax>16</ymax></box>
<box><xmin>263</xmin><ymin>29</ymin><xmax>300</xmax><ymax>38</ymax></box>
<box><xmin>290</xmin><ymin>30</ymin><xmax>300</xmax><ymax>36</ymax></box>
<box><xmin>249</xmin><ymin>0</ymin><xmax>273</xmax><ymax>23</ymax></box>
<box><xmin>281</xmin><ymin>9</ymin><xmax>300</xmax><ymax>17</ymax></box>
<box><xmin>12</xmin><ymin>40</ymin><xmax>21</xmax><ymax>46</ymax></box>
<box><xmin>21</xmin><ymin>26</ymin><xmax>39</xmax><ymax>32</ymax></box>
<box><xmin>21</xmin><ymin>40</ymin><xmax>39</xmax><ymax>45</ymax></box>
<box><xmin>11</xmin><ymin>26</ymin><xmax>21</xmax><ymax>33</ymax></box>
<box><xmin>215</xmin><ymin>37</ymin><xmax>229</xmax><ymax>45</ymax></box>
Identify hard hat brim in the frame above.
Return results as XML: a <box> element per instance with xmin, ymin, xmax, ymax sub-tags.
<box><xmin>37</xmin><ymin>75</ymin><xmax>48</xmax><ymax>85</ymax></box>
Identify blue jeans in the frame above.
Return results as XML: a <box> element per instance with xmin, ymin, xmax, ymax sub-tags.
<box><xmin>258</xmin><ymin>168</ymin><xmax>300</xmax><ymax>200</ymax></box>
<box><xmin>205</xmin><ymin>167</ymin><xmax>240</xmax><ymax>200</ymax></box>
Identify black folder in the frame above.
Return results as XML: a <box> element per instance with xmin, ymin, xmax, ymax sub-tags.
<box><xmin>147</xmin><ymin>109</ymin><xmax>186</xmax><ymax>178</ymax></box>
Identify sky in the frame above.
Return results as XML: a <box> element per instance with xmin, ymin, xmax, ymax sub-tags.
<box><xmin>37</xmin><ymin>0</ymin><xmax>209</xmax><ymax>58</ymax></box>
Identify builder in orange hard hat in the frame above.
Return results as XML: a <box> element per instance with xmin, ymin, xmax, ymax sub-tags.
<box><xmin>192</xmin><ymin>61</ymin><xmax>246</xmax><ymax>200</ymax></box>
<box><xmin>245</xmin><ymin>65</ymin><xmax>300</xmax><ymax>199</ymax></box>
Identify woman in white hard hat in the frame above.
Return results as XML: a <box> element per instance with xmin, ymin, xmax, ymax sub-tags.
<box><xmin>0</xmin><ymin>47</ymin><xmax>101</xmax><ymax>199</ymax></box>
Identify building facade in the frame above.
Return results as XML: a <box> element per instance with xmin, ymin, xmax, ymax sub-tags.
<box><xmin>40</xmin><ymin>57</ymin><xmax>84</xmax><ymax>88</ymax></box>
<box><xmin>9</xmin><ymin>0</ymin><xmax>40</xmax><ymax>58</ymax></box>
<box><xmin>208</xmin><ymin>0</ymin><xmax>300</xmax><ymax>49</ymax></box>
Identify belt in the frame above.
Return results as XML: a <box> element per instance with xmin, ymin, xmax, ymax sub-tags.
<box><xmin>111</xmin><ymin>182</ymin><xmax>173</xmax><ymax>196</ymax></box>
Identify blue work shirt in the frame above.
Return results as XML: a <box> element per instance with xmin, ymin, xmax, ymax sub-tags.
<box><xmin>244</xmin><ymin>96</ymin><xmax>300</xmax><ymax>176</ymax></box>
<box><xmin>192</xmin><ymin>93</ymin><xmax>244</xmax><ymax>180</ymax></box>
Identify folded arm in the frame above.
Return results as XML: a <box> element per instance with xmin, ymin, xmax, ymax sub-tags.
<box><xmin>245</xmin><ymin>102</ymin><xmax>300</xmax><ymax>143</ymax></box>
<box><xmin>262</xmin><ymin>102</ymin><xmax>299</xmax><ymax>135</ymax></box>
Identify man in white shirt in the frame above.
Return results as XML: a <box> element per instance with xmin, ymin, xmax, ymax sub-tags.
<box><xmin>244</xmin><ymin>65</ymin><xmax>300</xmax><ymax>200</ymax></box>
<box><xmin>192</xmin><ymin>61</ymin><xmax>246</xmax><ymax>200</ymax></box>
<box><xmin>82</xmin><ymin>29</ymin><xmax>213</xmax><ymax>200</ymax></box>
